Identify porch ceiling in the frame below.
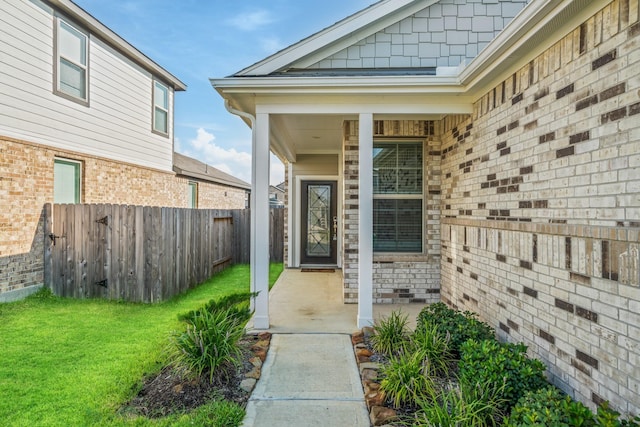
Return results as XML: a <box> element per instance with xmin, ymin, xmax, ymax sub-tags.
<box><xmin>271</xmin><ymin>114</ymin><xmax>347</xmax><ymax>158</ymax></box>
<box><xmin>270</xmin><ymin>112</ymin><xmax>449</xmax><ymax>162</ymax></box>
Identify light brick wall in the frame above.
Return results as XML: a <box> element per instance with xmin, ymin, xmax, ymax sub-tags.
<box><xmin>309</xmin><ymin>0</ymin><xmax>527</xmax><ymax>69</ymax></box>
<box><xmin>283</xmin><ymin>164</ymin><xmax>290</xmax><ymax>266</ymax></box>
<box><xmin>342</xmin><ymin>120</ymin><xmax>441</xmax><ymax>303</ymax></box>
<box><xmin>441</xmin><ymin>1</ymin><xmax>640</xmax><ymax>414</ymax></box>
<box><xmin>0</xmin><ymin>136</ymin><xmax>247</xmax><ymax>296</ymax></box>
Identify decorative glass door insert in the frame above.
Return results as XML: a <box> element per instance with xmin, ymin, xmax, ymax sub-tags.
<box><xmin>306</xmin><ymin>184</ymin><xmax>331</xmax><ymax>257</ymax></box>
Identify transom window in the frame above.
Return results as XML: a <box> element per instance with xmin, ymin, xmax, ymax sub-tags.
<box><xmin>153</xmin><ymin>80</ymin><xmax>169</xmax><ymax>135</ymax></box>
<box><xmin>55</xmin><ymin>18</ymin><xmax>88</xmax><ymax>102</ymax></box>
<box><xmin>373</xmin><ymin>141</ymin><xmax>423</xmax><ymax>253</ymax></box>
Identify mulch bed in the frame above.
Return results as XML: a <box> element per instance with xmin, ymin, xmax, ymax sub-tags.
<box><xmin>119</xmin><ymin>334</ymin><xmax>267</xmax><ymax>419</ymax></box>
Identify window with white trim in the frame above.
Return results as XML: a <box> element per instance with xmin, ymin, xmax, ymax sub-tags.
<box><xmin>373</xmin><ymin>141</ymin><xmax>423</xmax><ymax>253</ymax></box>
<box><xmin>153</xmin><ymin>80</ymin><xmax>169</xmax><ymax>135</ymax></box>
<box><xmin>55</xmin><ymin>18</ymin><xmax>88</xmax><ymax>102</ymax></box>
<box><xmin>54</xmin><ymin>158</ymin><xmax>82</xmax><ymax>203</ymax></box>
<box><xmin>187</xmin><ymin>181</ymin><xmax>197</xmax><ymax>208</ymax></box>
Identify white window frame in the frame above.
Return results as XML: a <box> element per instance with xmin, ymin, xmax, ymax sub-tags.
<box><xmin>372</xmin><ymin>140</ymin><xmax>424</xmax><ymax>254</ymax></box>
<box><xmin>54</xmin><ymin>16</ymin><xmax>89</xmax><ymax>105</ymax></box>
<box><xmin>53</xmin><ymin>158</ymin><xmax>82</xmax><ymax>204</ymax></box>
<box><xmin>152</xmin><ymin>79</ymin><xmax>169</xmax><ymax>136</ymax></box>
<box><xmin>187</xmin><ymin>181</ymin><xmax>198</xmax><ymax>208</ymax></box>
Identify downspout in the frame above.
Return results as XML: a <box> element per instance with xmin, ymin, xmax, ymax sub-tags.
<box><xmin>224</xmin><ymin>99</ymin><xmax>257</xmax><ymax>311</ymax></box>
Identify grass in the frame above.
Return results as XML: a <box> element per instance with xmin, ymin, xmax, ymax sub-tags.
<box><xmin>0</xmin><ymin>263</ymin><xmax>283</xmax><ymax>427</ymax></box>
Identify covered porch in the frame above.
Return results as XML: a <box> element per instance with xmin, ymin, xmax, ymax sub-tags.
<box><xmin>247</xmin><ymin>268</ymin><xmax>425</xmax><ymax>333</ymax></box>
<box><xmin>215</xmin><ymin>93</ymin><xmax>470</xmax><ymax>329</ymax></box>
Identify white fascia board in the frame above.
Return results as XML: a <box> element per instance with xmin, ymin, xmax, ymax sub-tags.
<box><xmin>46</xmin><ymin>0</ymin><xmax>186</xmax><ymax>90</ymax></box>
<box><xmin>235</xmin><ymin>0</ymin><xmax>434</xmax><ymax>76</ymax></box>
<box><xmin>255</xmin><ymin>103</ymin><xmax>472</xmax><ymax>116</ymax></box>
<box><xmin>211</xmin><ymin>75</ymin><xmax>463</xmax><ymax>94</ymax></box>
<box><xmin>460</xmin><ymin>0</ymin><xmax>600</xmax><ymax>93</ymax></box>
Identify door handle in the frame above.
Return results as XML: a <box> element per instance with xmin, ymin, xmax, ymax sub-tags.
<box><xmin>333</xmin><ymin>216</ymin><xmax>338</xmax><ymax>241</ymax></box>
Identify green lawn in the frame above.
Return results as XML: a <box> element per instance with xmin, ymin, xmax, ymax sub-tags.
<box><xmin>0</xmin><ymin>263</ymin><xmax>283</xmax><ymax>427</ymax></box>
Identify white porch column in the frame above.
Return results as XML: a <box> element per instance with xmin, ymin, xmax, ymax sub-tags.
<box><xmin>358</xmin><ymin>113</ymin><xmax>374</xmax><ymax>328</ymax></box>
<box><xmin>252</xmin><ymin>112</ymin><xmax>271</xmax><ymax>329</ymax></box>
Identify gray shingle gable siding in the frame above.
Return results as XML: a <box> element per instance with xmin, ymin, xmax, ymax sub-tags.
<box><xmin>308</xmin><ymin>0</ymin><xmax>528</xmax><ymax>70</ymax></box>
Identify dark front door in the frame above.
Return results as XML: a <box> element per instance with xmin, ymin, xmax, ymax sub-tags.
<box><xmin>300</xmin><ymin>181</ymin><xmax>337</xmax><ymax>265</ymax></box>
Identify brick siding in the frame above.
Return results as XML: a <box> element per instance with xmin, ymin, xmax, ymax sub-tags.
<box><xmin>0</xmin><ymin>136</ymin><xmax>247</xmax><ymax>296</ymax></box>
<box><xmin>342</xmin><ymin>120</ymin><xmax>441</xmax><ymax>304</ymax></box>
<box><xmin>440</xmin><ymin>0</ymin><xmax>640</xmax><ymax>414</ymax></box>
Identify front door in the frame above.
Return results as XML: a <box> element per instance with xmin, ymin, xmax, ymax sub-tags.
<box><xmin>300</xmin><ymin>181</ymin><xmax>337</xmax><ymax>265</ymax></box>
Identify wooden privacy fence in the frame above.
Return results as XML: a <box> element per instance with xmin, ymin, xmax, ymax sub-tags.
<box><xmin>43</xmin><ymin>204</ymin><xmax>282</xmax><ymax>302</ymax></box>
<box><xmin>269</xmin><ymin>208</ymin><xmax>284</xmax><ymax>263</ymax></box>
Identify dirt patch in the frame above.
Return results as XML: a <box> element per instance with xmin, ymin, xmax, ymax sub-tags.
<box><xmin>120</xmin><ymin>335</ymin><xmax>263</xmax><ymax>418</ymax></box>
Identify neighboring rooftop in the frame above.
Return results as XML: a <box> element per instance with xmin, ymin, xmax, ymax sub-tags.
<box><xmin>173</xmin><ymin>153</ymin><xmax>250</xmax><ymax>190</ymax></box>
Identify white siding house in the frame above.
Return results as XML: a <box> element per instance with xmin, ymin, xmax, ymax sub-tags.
<box><xmin>0</xmin><ymin>0</ymin><xmax>185</xmax><ymax>171</ymax></box>
<box><xmin>0</xmin><ymin>0</ymin><xmax>187</xmax><ymax>301</ymax></box>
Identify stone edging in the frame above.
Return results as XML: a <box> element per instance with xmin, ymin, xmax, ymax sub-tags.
<box><xmin>352</xmin><ymin>328</ymin><xmax>398</xmax><ymax>427</ymax></box>
<box><xmin>239</xmin><ymin>332</ymin><xmax>272</xmax><ymax>394</ymax></box>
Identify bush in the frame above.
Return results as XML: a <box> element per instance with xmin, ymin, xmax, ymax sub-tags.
<box><xmin>412</xmin><ymin>379</ymin><xmax>507</xmax><ymax>427</ymax></box>
<box><xmin>595</xmin><ymin>401</ymin><xmax>640</xmax><ymax>427</ymax></box>
<box><xmin>409</xmin><ymin>323</ymin><xmax>453</xmax><ymax>376</ymax></box>
<box><xmin>416</xmin><ymin>302</ymin><xmax>494</xmax><ymax>356</ymax></box>
<box><xmin>505</xmin><ymin>386</ymin><xmax>596</xmax><ymax>427</ymax></box>
<box><xmin>379</xmin><ymin>351</ymin><xmax>432</xmax><ymax>409</ymax></box>
<box><xmin>370</xmin><ymin>310</ymin><xmax>411</xmax><ymax>357</ymax></box>
<box><xmin>172</xmin><ymin>293</ymin><xmax>254</xmax><ymax>382</ymax></box>
<box><xmin>460</xmin><ymin>339</ymin><xmax>547</xmax><ymax>412</ymax></box>
<box><xmin>179</xmin><ymin>292</ymin><xmax>256</xmax><ymax>324</ymax></box>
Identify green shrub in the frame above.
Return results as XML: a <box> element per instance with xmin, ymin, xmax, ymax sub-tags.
<box><xmin>460</xmin><ymin>339</ymin><xmax>547</xmax><ymax>413</ymax></box>
<box><xmin>409</xmin><ymin>323</ymin><xmax>453</xmax><ymax>376</ymax></box>
<box><xmin>379</xmin><ymin>351</ymin><xmax>433</xmax><ymax>409</ymax></box>
<box><xmin>595</xmin><ymin>401</ymin><xmax>640</xmax><ymax>427</ymax></box>
<box><xmin>412</xmin><ymin>379</ymin><xmax>507</xmax><ymax>427</ymax></box>
<box><xmin>416</xmin><ymin>302</ymin><xmax>494</xmax><ymax>356</ymax></box>
<box><xmin>505</xmin><ymin>386</ymin><xmax>596</xmax><ymax>427</ymax></box>
<box><xmin>172</xmin><ymin>307</ymin><xmax>246</xmax><ymax>382</ymax></box>
<box><xmin>172</xmin><ymin>293</ymin><xmax>254</xmax><ymax>382</ymax></box>
<box><xmin>179</xmin><ymin>291</ymin><xmax>256</xmax><ymax>324</ymax></box>
<box><xmin>370</xmin><ymin>310</ymin><xmax>411</xmax><ymax>357</ymax></box>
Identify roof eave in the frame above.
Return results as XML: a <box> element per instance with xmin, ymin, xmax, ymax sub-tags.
<box><xmin>47</xmin><ymin>0</ymin><xmax>187</xmax><ymax>91</ymax></box>
<box><xmin>211</xmin><ymin>75</ymin><xmax>464</xmax><ymax>94</ymax></box>
<box><xmin>173</xmin><ymin>166</ymin><xmax>251</xmax><ymax>191</ymax></box>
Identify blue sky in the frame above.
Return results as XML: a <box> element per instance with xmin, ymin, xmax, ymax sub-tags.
<box><xmin>72</xmin><ymin>0</ymin><xmax>374</xmax><ymax>184</ymax></box>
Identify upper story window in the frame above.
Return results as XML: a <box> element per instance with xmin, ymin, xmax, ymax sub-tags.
<box><xmin>153</xmin><ymin>80</ymin><xmax>169</xmax><ymax>135</ymax></box>
<box><xmin>55</xmin><ymin>18</ymin><xmax>88</xmax><ymax>104</ymax></box>
<box><xmin>54</xmin><ymin>158</ymin><xmax>82</xmax><ymax>203</ymax></box>
<box><xmin>373</xmin><ymin>141</ymin><xmax>423</xmax><ymax>253</ymax></box>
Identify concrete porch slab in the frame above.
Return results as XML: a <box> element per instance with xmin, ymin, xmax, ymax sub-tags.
<box><xmin>246</xmin><ymin>268</ymin><xmax>428</xmax><ymax>333</ymax></box>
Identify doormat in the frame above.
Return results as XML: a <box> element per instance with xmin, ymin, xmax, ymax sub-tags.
<box><xmin>301</xmin><ymin>268</ymin><xmax>335</xmax><ymax>273</ymax></box>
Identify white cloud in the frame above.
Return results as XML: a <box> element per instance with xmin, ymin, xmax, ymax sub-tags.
<box><xmin>187</xmin><ymin>128</ymin><xmax>252</xmax><ymax>183</ymax></box>
<box><xmin>260</xmin><ymin>37</ymin><xmax>285</xmax><ymax>54</ymax></box>
<box><xmin>182</xmin><ymin>128</ymin><xmax>286</xmax><ymax>186</ymax></box>
<box><xmin>270</xmin><ymin>154</ymin><xmax>285</xmax><ymax>185</ymax></box>
<box><xmin>227</xmin><ymin>10</ymin><xmax>274</xmax><ymax>31</ymax></box>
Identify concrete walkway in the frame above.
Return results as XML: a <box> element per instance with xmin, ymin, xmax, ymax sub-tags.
<box><xmin>241</xmin><ymin>334</ymin><xmax>370</xmax><ymax>426</ymax></box>
<box><xmin>242</xmin><ymin>269</ymin><xmax>426</xmax><ymax>427</ymax></box>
